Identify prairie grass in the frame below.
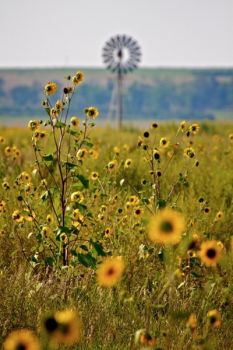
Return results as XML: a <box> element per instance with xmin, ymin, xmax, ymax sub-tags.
<box><xmin>0</xmin><ymin>75</ymin><xmax>233</xmax><ymax>350</ymax></box>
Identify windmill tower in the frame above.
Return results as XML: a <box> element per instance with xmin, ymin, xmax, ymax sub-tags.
<box><xmin>102</xmin><ymin>35</ymin><xmax>141</xmax><ymax>128</ymax></box>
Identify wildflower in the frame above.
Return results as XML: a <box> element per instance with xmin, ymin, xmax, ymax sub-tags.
<box><xmin>187</xmin><ymin>234</ymin><xmax>201</xmax><ymax>252</ymax></box>
<box><xmin>160</xmin><ymin>137</ymin><xmax>169</xmax><ymax>148</ymax></box>
<box><xmin>137</xmin><ymin>137</ymin><xmax>143</xmax><ymax>147</ymax></box>
<box><xmin>0</xmin><ymin>200</ymin><xmax>6</xmax><ymax>214</ymax></box>
<box><xmin>44</xmin><ymin>81</ymin><xmax>58</xmax><ymax>96</ymax></box>
<box><xmin>123</xmin><ymin>144</ymin><xmax>129</xmax><ymax>151</ymax></box>
<box><xmin>153</xmin><ymin>149</ymin><xmax>160</xmax><ymax>160</ymax></box>
<box><xmin>41</xmin><ymin>226</ymin><xmax>50</xmax><ymax>238</ymax></box>
<box><xmin>184</xmin><ymin>147</ymin><xmax>195</xmax><ymax>158</ymax></box>
<box><xmin>134</xmin><ymin>208</ymin><xmax>143</xmax><ymax>217</ymax></box>
<box><xmin>195</xmin><ymin>160</ymin><xmax>199</xmax><ymax>167</ymax></box>
<box><xmin>148</xmin><ymin>208</ymin><xmax>185</xmax><ymax>245</ymax></box>
<box><xmin>12</xmin><ymin>210</ymin><xmax>24</xmax><ymax>223</ymax></box>
<box><xmin>46</xmin><ymin>214</ymin><xmax>53</xmax><ymax>224</ymax></box>
<box><xmin>113</xmin><ymin>146</ymin><xmax>120</xmax><ymax>155</ymax></box>
<box><xmin>4</xmin><ymin>329</ymin><xmax>40</xmax><ymax>350</ymax></box>
<box><xmin>76</xmin><ymin>148</ymin><xmax>87</xmax><ymax>160</ymax></box>
<box><xmin>124</xmin><ymin>159</ymin><xmax>132</xmax><ymax>169</ymax></box>
<box><xmin>156</xmin><ymin>170</ymin><xmax>162</xmax><ymax>177</ymax></box>
<box><xmin>214</xmin><ymin>211</ymin><xmax>224</xmax><ymax>222</ymax></box>
<box><xmin>2</xmin><ymin>181</ymin><xmax>10</xmax><ymax>190</ymax></box>
<box><xmin>189</xmin><ymin>123</ymin><xmax>200</xmax><ymax>135</ymax></box>
<box><xmin>104</xmin><ymin>227</ymin><xmax>113</xmax><ymax>238</ymax></box>
<box><xmin>72</xmin><ymin>209</ymin><xmax>84</xmax><ymax>223</ymax></box>
<box><xmin>90</xmin><ymin>171</ymin><xmax>99</xmax><ymax>180</ymax></box>
<box><xmin>70</xmin><ymin>191</ymin><xmax>84</xmax><ymax>203</ymax></box>
<box><xmin>85</xmin><ymin>106</ymin><xmax>99</xmax><ymax>119</ymax></box>
<box><xmin>180</xmin><ymin>120</ymin><xmax>187</xmax><ymax>131</ymax></box>
<box><xmin>55</xmin><ymin>99</ymin><xmax>64</xmax><ymax>111</ymax></box>
<box><xmin>100</xmin><ymin>205</ymin><xmax>107</xmax><ymax>212</ymax></box>
<box><xmin>50</xmin><ymin>107</ymin><xmax>59</xmax><ymax>119</ymax></box>
<box><xmin>70</xmin><ymin>116</ymin><xmax>80</xmax><ymax>128</ymax></box>
<box><xmin>143</xmin><ymin>131</ymin><xmax>150</xmax><ymax>138</ymax></box>
<box><xmin>44</xmin><ymin>310</ymin><xmax>81</xmax><ymax>346</ymax></box>
<box><xmin>207</xmin><ymin>309</ymin><xmax>221</xmax><ymax>328</ymax></box>
<box><xmin>128</xmin><ymin>195</ymin><xmax>140</xmax><ymax>206</ymax></box>
<box><xmin>186</xmin><ymin>313</ymin><xmax>198</xmax><ymax>331</ymax></box>
<box><xmin>98</xmin><ymin>213</ymin><xmax>105</xmax><ymax>221</ymax></box>
<box><xmin>107</xmin><ymin>160</ymin><xmax>118</xmax><ymax>171</ymax></box>
<box><xmin>135</xmin><ymin>329</ymin><xmax>156</xmax><ymax>348</ymax></box>
<box><xmin>18</xmin><ymin>171</ymin><xmax>31</xmax><ymax>183</ymax></box>
<box><xmin>0</xmin><ymin>136</ymin><xmax>6</xmax><ymax>144</ymax></box>
<box><xmin>199</xmin><ymin>240</ymin><xmax>223</xmax><ymax>266</ymax></box>
<box><xmin>63</xmin><ymin>86</ymin><xmax>73</xmax><ymax>95</ymax></box>
<box><xmin>229</xmin><ymin>133</ymin><xmax>233</xmax><ymax>142</ymax></box>
<box><xmin>4</xmin><ymin>146</ymin><xmax>12</xmax><ymax>157</ymax></box>
<box><xmin>28</xmin><ymin>120</ymin><xmax>41</xmax><ymax>130</ymax></box>
<box><xmin>72</xmin><ymin>71</ymin><xmax>84</xmax><ymax>85</ymax></box>
<box><xmin>89</xmin><ymin>149</ymin><xmax>99</xmax><ymax>159</ymax></box>
<box><xmin>151</xmin><ymin>122</ymin><xmax>158</xmax><ymax>129</ymax></box>
<box><xmin>97</xmin><ymin>256</ymin><xmax>125</xmax><ymax>287</ymax></box>
<box><xmin>203</xmin><ymin>207</ymin><xmax>210</xmax><ymax>214</ymax></box>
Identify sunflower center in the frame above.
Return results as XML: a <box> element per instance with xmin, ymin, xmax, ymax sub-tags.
<box><xmin>16</xmin><ymin>344</ymin><xmax>26</xmax><ymax>350</ymax></box>
<box><xmin>206</xmin><ymin>248</ymin><xmax>216</xmax><ymax>259</ymax></box>
<box><xmin>107</xmin><ymin>267</ymin><xmax>115</xmax><ymax>276</ymax></box>
<box><xmin>209</xmin><ymin>316</ymin><xmax>217</xmax><ymax>324</ymax></box>
<box><xmin>160</xmin><ymin>220</ymin><xmax>173</xmax><ymax>233</ymax></box>
<box><xmin>45</xmin><ymin>317</ymin><xmax>58</xmax><ymax>333</ymax></box>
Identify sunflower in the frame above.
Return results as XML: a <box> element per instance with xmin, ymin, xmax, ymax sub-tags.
<box><xmin>4</xmin><ymin>329</ymin><xmax>40</xmax><ymax>350</ymax></box>
<box><xmin>70</xmin><ymin>116</ymin><xmax>80</xmax><ymax>128</ymax></box>
<box><xmin>160</xmin><ymin>137</ymin><xmax>169</xmax><ymax>148</ymax></box>
<box><xmin>148</xmin><ymin>208</ymin><xmax>185</xmax><ymax>245</ymax></box>
<box><xmin>85</xmin><ymin>106</ymin><xmax>99</xmax><ymax>119</ymax></box>
<box><xmin>207</xmin><ymin>309</ymin><xmax>221</xmax><ymax>328</ymax></box>
<box><xmin>70</xmin><ymin>191</ymin><xmax>84</xmax><ymax>203</ymax></box>
<box><xmin>189</xmin><ymin>123</ymin><xmax>200</xmax><ymax>135</ymax></box>
<box><xmin>72</xmin><ymin>71</ymin><xmax>84</xmax><ymax>85</ymax></box>
<box><xmin>124</xmin><ymin>159</ymin><xmax>132</xmax><ymax>169</ymax></box>
<box><xmin>44</xmin><ymin>310</ymin><xmax>81</xmax><ymax>346</ymax></box>
<box><xmin>90</xmin><ymin>171</ymin><xmax>99</xmax><ymax>181</ymax></box>
<box><xmin>96</xmin><ymin>256</ymin><xmax>125</xmax><ymax>287</ymax></box>
<box><xmin>44</xmin><ymin>81</ymin><xmax>58</xmax><ymax>96</ymax></box>
<box><xmin>186</xmin><ymin>313</ymin><xmax>198</xmax><ymax>331</ymax></box>
<box><xmin>12</xmin><ymin>210</ymin><xmax>24</xmax><ymax>223</ymax></box>
<box><xmin>199</xmin><ymin>240</ymin><xmax>223</xmax><ymax>266</ymax></box>
<box><xmin>184</xmin><ymin>147</ymin><xmax>195</xmax><ymax>158</ymax></box>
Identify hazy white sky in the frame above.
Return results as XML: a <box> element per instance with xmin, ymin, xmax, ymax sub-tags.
<box><xmin>0</xmin><ymin>0</ymin><xmax>233</xmax><ymax>67</ymax></box>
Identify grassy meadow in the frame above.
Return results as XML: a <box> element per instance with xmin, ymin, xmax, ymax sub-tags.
<box><xmin>0</xmin><ymin>74</ymin><xmax>233</xmax><ymax>350</ymax></box>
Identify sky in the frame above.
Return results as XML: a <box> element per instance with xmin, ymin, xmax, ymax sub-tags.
<box><xmin>0</xmin><ymin>0</ymin><xmax>233</xmax><ymax>68</ymax></box>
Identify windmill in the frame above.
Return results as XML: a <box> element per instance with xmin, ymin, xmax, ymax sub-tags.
<box><xmin>102</xmin><ymin>35</ymin><xmax>141</xmax><ymax>128</ymax></box>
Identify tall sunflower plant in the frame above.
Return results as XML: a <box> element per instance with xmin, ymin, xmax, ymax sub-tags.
<box><xmin>22</xmin><ymin>71</ymin><xmax>107</xmax><ymax>267</ymax></box>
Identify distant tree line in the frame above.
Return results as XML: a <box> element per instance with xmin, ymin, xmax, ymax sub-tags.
<box><xmin>0</xmin><ymin>73</ymin><xmax>233</xmax><ymax>120</ymax></box>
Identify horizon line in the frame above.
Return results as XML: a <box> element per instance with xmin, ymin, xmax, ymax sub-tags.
<box><xmin>0</xmin><ymin>65</ymin><xmax>233</xmax><ymax>70</ymax></box>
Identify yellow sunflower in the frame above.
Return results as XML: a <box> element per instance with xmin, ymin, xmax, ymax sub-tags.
<box><xmin>207</xmin><ymin>309</ymin><xmax>221</xmax><ymax>328</ymax></box>
<box><xmin>72</xmin><ymin>71</ymin><xmax>84</xmax><ymax>85</ymax></box>
<box><xmin>148</xmin><ymin>208</ymin><xmax>185</xmax><ymax>245</ymax></box>
<box><xmin>96</xmin><ymin>256</ymin><xmax>125</xmax><ymax>287</ymax></box>
<box><xmin>4</xmin><ymin>329</ymin><xmax>40</xmax><ymax>350</ymax></box>
<box><xmin>85</xmin><ymin>106</ymin><xmax>99</xmax><ymax>119</ymax></box>
<box><xmin>44</xmin><ymin>309</ymin><xmax>81</xmax><ymax>346</ymax></box>
<box><xmin>44</xmin><ymin>81</ymin><xmax>57</xmax><ymax>96</ymax></box>
<box><xmin>199</xmin><ymin>240</ymin><xmax>223</xmax><ymax>267</ymax></box>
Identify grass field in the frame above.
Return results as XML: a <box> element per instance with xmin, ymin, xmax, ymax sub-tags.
<box><xmin>0</xmin><ymin>76</ymin><xmax>233</xmax><ymax>350</ymax></box>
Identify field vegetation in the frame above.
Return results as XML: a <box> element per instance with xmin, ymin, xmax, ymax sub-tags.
<box><xmin>0</xmin><ymin>72</ymin><xmax>233</xmax><ymax>350</ymax></box>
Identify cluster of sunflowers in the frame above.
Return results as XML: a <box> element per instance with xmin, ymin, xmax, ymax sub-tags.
<box><xmin>0</xmin><ymin>71</ymin><xmax>233</xmax><ymax>349</ymax></box>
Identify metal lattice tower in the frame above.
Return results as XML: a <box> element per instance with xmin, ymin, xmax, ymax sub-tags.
<box><xmin>102</xmin><ymin>35</ymin><xmax>141</xmax><ymax>128</ymax></box>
